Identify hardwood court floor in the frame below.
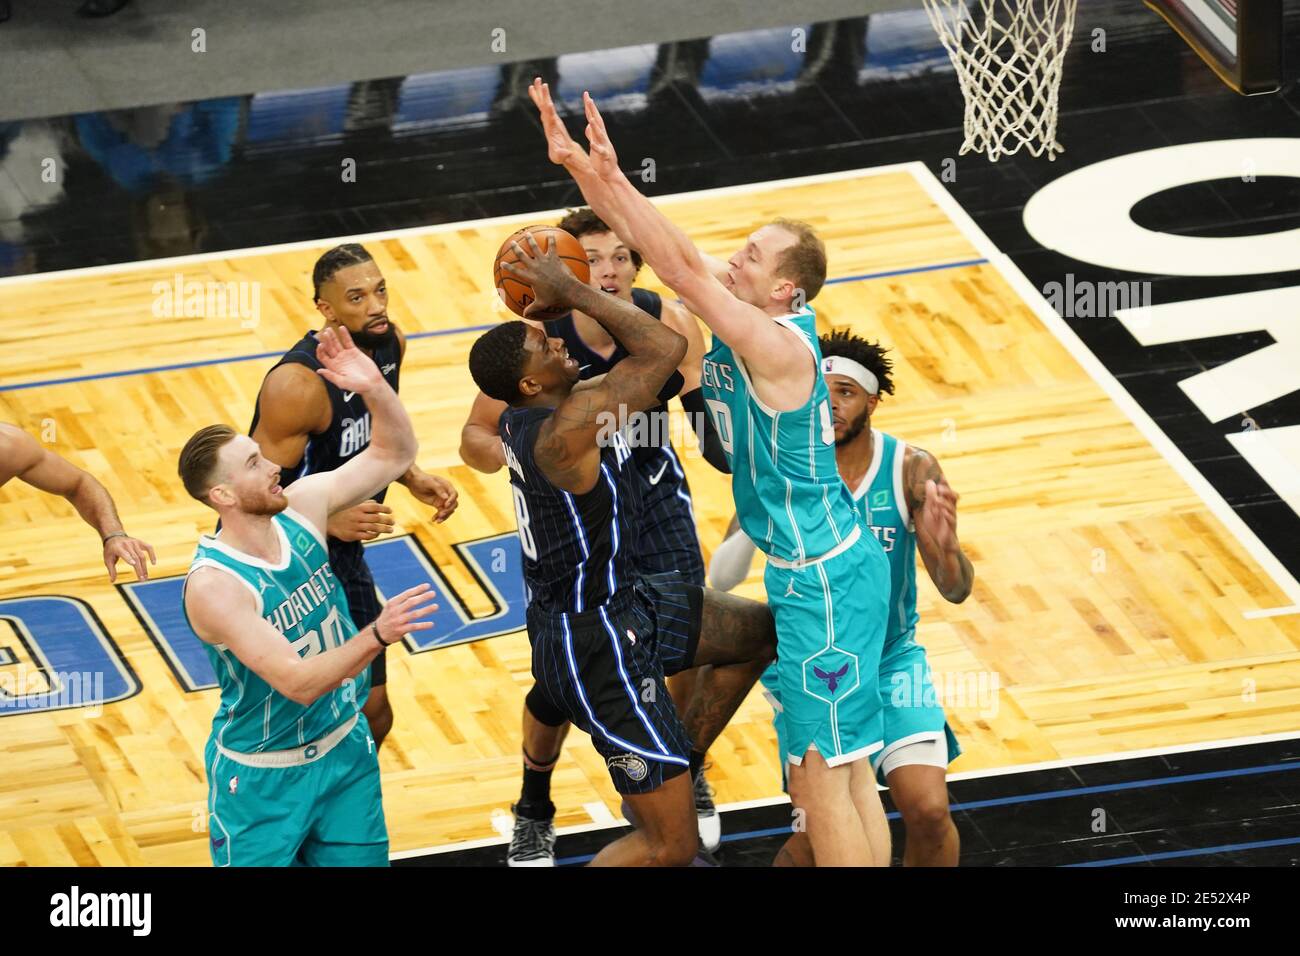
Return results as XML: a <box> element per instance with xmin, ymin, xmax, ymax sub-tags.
<box><xmin>1</xmin><ymin>166</ymin><xmax>1297</xmax><ymax>865</ymax></box>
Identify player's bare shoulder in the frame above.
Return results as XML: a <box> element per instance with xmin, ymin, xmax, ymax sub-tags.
<box><xmin>258</xmin><ymin>360</ymin><xmax>332</xmax><ymax>434</ymax></box>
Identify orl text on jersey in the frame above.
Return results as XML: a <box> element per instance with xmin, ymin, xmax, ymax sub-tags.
<box><xmin>339</xmin><ymin>415</ymin><xmax>372</xmax><ymax>458</ymax></box>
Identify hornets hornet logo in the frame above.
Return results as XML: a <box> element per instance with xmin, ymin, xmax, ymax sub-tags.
<box><xmin>606</xmin><ymin>753</ymin><xmax>650</xmax><ymax>782</ymax></box>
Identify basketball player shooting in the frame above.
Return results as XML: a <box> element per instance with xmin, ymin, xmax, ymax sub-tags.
<box><xmin>179</xmin><ymin>327</ymin><xmax>438</xmax><ymax>867</ymax></box>
<box><xmin>460</xmin><ymin>209</ymin><xmax>730</xmax><ymax>865</ymax></box>
<box><xmin>528</xmin><ymin>78</ymin><xmax>894</xmax><ymax>867</ymax></box>
<box><xmin>468</xmin><ymin>235</ymin><xmax>777</xmax><ymax>866</ymax></box>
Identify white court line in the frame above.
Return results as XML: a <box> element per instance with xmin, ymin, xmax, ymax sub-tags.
<box><xmin>583</xmin><ymin>801</ymin><xmax>619</xmax><ymax>825</ymax></box>
<box><xmin>904</xmin><ymin>161</ymin><xmax>1300</xmax><ymax>610</ymax></box>
<box><xmin>1243</xmin><ymin>605</ymin><xmax>1300</xmax><ymax>620</ymax></box>
<box><xmin>391</xmin><ymin>728</ymin><xmax>1300</xmax><ymax>860</ymax></box>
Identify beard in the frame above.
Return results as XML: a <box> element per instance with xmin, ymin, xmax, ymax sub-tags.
<box><xmin>242</xmin><ymin>489</ymin><xmax>289</xmax><ymax>517</ymax></box>
<box><xmin>348</xmin><ymin>322</ymin><xmax>397</xmax><ymax>352</ymax></box>
<box><xmin>835</xmin><ymin>408</ymin><xmax>869</xmax><ymax>447</ymax></box>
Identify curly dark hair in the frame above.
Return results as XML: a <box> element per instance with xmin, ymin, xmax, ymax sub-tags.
<box><xmin>555</xmin><ymin>207</ymin><xmax>643</xmax><ymax>272</ymax></box>
<box><xmin>312</xmin><ymin>243</ymin><xmax>374</xmax><ymax>300</ymax></box>
<box><xmin>469</xmin><ymin>321</ymin><xmax>531</xmax><ymax>403</ymax></box>
<box><xmin>819</xmin><ymin>329</ymin><xmax>895</xmax><ymax>397</ymax></box>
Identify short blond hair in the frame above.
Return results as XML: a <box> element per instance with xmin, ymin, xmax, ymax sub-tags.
<box><xmin>771</xmin><ymin>218</ymin><xmax>827</xmax><ymax>303</ymax></box>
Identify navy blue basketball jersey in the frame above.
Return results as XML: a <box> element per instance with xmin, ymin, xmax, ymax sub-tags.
<box><xmin>553</xmin><ymin>289</ymin><xmax>671</xmax><ymax>465</ymax></box>
<box><xmin>249</xmin><ymin>329</ymin><xmax>403</xmax><ymax>503</ymax></box>
<box><xmin>550</xmin><ymin>288</ymin><xmax>702</xmax><ymax>583</ymax></box>
<box><xmin>500</xmin><ymin>404</ymin><xmax>643</xmax><ymax>615</ymax></box>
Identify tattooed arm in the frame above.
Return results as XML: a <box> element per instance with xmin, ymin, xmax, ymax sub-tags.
<box><xmin>904</xmin><ymin>445</ymin><xmax>974</xmax><ymax>604</ymax></box>
<box><xmin>502</xmin><ymin>236</ymin><xmax>687</xmax><ymax>494</ymax></box>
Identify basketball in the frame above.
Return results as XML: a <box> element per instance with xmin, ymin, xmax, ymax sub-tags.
<box><xmin>493</xmin><ymin>225</ymin><xmax>591</xmax><ymax>320</ymax></box>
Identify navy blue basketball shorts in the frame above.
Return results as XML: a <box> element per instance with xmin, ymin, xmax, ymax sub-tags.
<box><xmin>331</xmin><ymin>539</ymin><xmax>388</xmax><ymax>688</ymax></box>
<box><xmin>635</xmin><ymin>450</ymin><xmax>705</xmax><ymax>587</ymax></box>
<box><xmin>527</xmin><ymin>573</ymin><xmax>703</xmax><ymax>795</ymax></box>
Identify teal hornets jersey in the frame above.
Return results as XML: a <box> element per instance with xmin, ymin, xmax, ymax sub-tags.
<box><xmin>853</xmin><ymin>430</ymin><xmax>919</xmax><ymax>642</ymax></box>
<box><xmin>701</xmin><ymin>306</ymin><xmax>861</xmax><ymax>562</ymax></box>
<box><xmin>183</xmin><ymin>507</ymin><xmax>368</xmax><ymax>753</ymax></box>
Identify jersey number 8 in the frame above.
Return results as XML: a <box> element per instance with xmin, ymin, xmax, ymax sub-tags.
<box><xmin>512</xmin><ymin>486</ymin><xmax>538</xmax><ymax>561</ymax></box>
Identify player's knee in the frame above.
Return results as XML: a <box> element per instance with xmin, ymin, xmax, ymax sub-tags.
<box><xmin>901</xmin><ymin>793</ymin><xmax>952</xmax><ymax>837</ymax></box>
<box><xmin>647</xmin><ymin>830</ymin><xmax>698</xmax><ymax>867</ymax></box>
<box><xmin>524</xmin><ymin>684</ymin><xmax>568</xmax><ymax>728</ymax></box>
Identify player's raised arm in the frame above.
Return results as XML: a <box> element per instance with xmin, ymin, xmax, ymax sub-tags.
<box><xmin>285</xmin><ymin>327</ymin><xmax>418</xmax><ymax>532</ymax></box>
<box><xmin>503</xmin><ymin>235</ymin><xmax>686</xmax><ymax>493</ymax></box>
<box><xmin>905</xmin><ymin>446</ymin><xmax>973</xmax><ymax>604</ymax></box>
<box><xmin>527</xmin><ymin>81</ymin><xmax>798</xmax><ymax>374</ymax></box>
<box><xmin>185</xmin><ymin>568</ymin><xmax>436</xmax><ymax>705</ymax></box>
<box><xmin>459</xmin><ymin>391</ymin><xmax>510</xmax><ymax>473</ymax></box>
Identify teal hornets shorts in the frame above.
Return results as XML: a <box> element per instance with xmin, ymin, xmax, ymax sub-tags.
<box><xmin>871</xmin><ymin>631</ymin><xmax>961</xmax><ymax>785</ymax></box>
<box><xmin>762</xmin><ymin>529</ymin><xmax>889</xmax><ymax>769</ymax></box>
<box><xmin>205</xmin><ymin>714</ymin><xmax>389</xmax><ymax>867</ymax></box>
<box><xmin>763</xmin><ymin>630</ymin><xmax>961</xmax><ymax>790</ymax></box>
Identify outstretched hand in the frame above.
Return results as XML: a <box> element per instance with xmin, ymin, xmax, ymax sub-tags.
<box><xmin>528</xmin><ymin>78</ymin><xmax>593</xmax><ymax>175</ymax></box>
<box><xmin>104</xmin><ymin>533</ymin><xmax>156</xmax><ymax>582</ymax></box>
<box><xmin>374</xmin><ymin>583</ymin><xmax>439</xmax><ymax>644</ymax></box>
<box><xmin>582</xmin><ymin>92</ymin><xmax>621</xmax><ymax>180</ymax></box>
<box><xmin>314</xmin><ymin>326</ymin><xmax>384</xmax><ymax>395</ymax></box>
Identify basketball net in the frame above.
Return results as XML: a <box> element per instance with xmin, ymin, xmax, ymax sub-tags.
<box><xmin>923</xmin><ymin>0</ymin><xmax>1078</xmax><ymax>162</ymax></box>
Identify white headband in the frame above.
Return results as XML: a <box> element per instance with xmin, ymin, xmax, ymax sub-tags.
<box><xmin>822</xmin><ymin>356</ymin><xmax>879</xmax><ymax>395</ymax></box>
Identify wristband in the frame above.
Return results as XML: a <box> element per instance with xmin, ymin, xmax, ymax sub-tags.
<box><xmin>102</xmin><ymin>531</ymin><xmax>129</xmax><ymax>544</ymax></box>
<box><xmin>372</xmin><ymin>622</ymin><xmax>396</xmax><ymax>647</ymax></box>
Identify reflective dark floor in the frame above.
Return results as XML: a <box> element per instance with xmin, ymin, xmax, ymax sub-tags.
<box><xmin>402</xmin><ymin>738</ymin><xmax>1300</xmax><ymax>867</ymax></box>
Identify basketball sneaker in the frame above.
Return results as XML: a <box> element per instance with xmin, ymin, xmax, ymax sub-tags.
<box><xmin>507</xmin><ymin>802</ymin><xmax>556</xmax><ymax>867</ymax></box>
<box><xmin>694</xmin><ymin>771</ymin><xmax>721</xmax><ymax>852</ymax></box>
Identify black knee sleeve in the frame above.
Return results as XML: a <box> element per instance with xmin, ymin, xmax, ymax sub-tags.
<box><xmin>525</xmin><ymin>684</ymin><xmax>568</xmax><ymax>727</ymax></box>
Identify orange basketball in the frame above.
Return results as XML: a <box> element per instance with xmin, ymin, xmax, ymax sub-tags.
<box><xmin>493</xmin><ymin>225</ymin><xmax>591</xmax><ymax>320</ymax></box>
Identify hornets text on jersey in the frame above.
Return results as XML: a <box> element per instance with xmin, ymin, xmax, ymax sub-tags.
<box><xmin>852</xmin><ymin>430</ymin><xmax>920</xmax><ymax>643</ymax></box>
<box><xmin>183</xmin><ymin>507</ymin><xmax>368</xmax><ymax>755</ymax></box>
